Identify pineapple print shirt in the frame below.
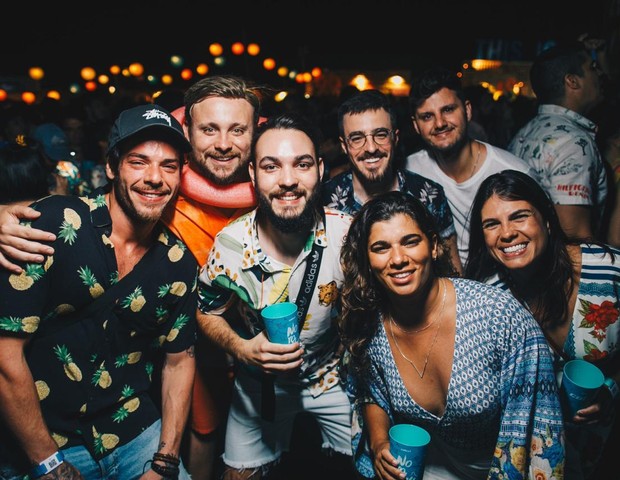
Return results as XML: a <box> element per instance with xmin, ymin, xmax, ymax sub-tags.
<box><xmin>197</xmin><ymin>207</ymin><xmax>353</xmax><ymax>397</ymax></box>
<box><xmin>0</xmin><ymin>188</ymin><xmax>199</xmax><ymax>460</ymax></box>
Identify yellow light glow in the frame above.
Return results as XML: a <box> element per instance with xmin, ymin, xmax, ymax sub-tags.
<box><xmin>311</xmin><ymin>67</ymin><xmax>322</xmax><ymax>78</ymax></box>
<box><xmin>470</xmin><ymin>59</ymin><xmax>502</xmax><ymax>71</ymax></box>
<box><xmin>128</xmin><ymin>63</ymin><xmax>144</xmax><ymax>76</ymax></box>
<box><xmin>214</xmin><ymin>57</ymin><xmax>226</xmax><ymax>66</ymax></box>
<box><xmin>350</xmin><ymin>74</ymin><xmax>373</xmax><ymax>91</ymax></box>
<box><xmin>161</xmin><ymin>74</ymin><xmax>174</xmax><ymax>85</ymax></box>
<box><xmin>274</xmin><ymin>91</ymin><xmax>288</xmax><ymax>102</ymax></box>
<box><xmin>302</xmin><ymin>72</ymin><xmax>312</xmax><ymax>83</ymax></box>
<box><xmin>247</xmin><ymin>43</ymin><xmax>260</xmax><ymax>56</ymax></box>
<box><xmin>29</xmin><ymin>67</ymin><xmax>44</xmax><ymax>81</ymax></box>
<box><xmin>80</xmin><ymin>67</ymin><xmax>96</xmax><ymax>81</ymax></box>
<box><xmin>98</xmin><ymin>74</ymin><xmax>109</xmax><ymax>84</ymax></box>
<box><xmin>209</xmin><ymin>43</ymin><xmax>223</xmax><ymax>56</ymax></box>
<box><xmin>110</xmin><ymin>65</ymin><xmax>121</xmax><ymax>75</ymax></box>
<box><xmin>170</xmin><ymin>55</ymin><xmax>184</xmax><ymax>67</ymax></box>
<box><xmin>196</xmin><ymin>63</ymin><xmax>209</xmax><ymax>75</ymax></box>
<box><xmin>46</xmin><ymin>90</ymin><xmax>61</xmax><ymax>100</ymax></box>
<box><xmin>277</xmin><ymin>66</ymin><xmax>289</xmax><ymax>77</ymax></box>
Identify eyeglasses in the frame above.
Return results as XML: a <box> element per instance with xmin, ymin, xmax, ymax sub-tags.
<box><xmin>345</xmin><ymin>128</ymin><xmax>393</xmax><ymax>149</ymax></box>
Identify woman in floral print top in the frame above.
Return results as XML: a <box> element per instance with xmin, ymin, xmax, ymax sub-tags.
<box><xmin>466</xmin><ymin>169</ymin><xmax>619</xmax><ymax>478</ymax></box>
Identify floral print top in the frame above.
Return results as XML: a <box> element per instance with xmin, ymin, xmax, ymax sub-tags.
<box><xmin>0</xmin><ymin>188</ymin><xmax>199</xmax><ymax>460</ymax></box>
<box><xmin>487</xmin><ymin>243</ymin><xmax>619</xmax><ymax>477</ymax></box>
<box><xmin>508</xmin><ymin>104</ymin><xmax>608</xmax><ymax>234</ymax></box>
<box><xmin>344</xmin><ymin>279</ymin><xmax>565</xmax><ymax>479</ymax></box>
<box><xmin>321</xmin><ymin>169</ymin><xmax>456</xmax><ymax>241</ymax></box>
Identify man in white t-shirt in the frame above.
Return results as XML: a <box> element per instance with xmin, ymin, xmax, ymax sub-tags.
<box><xmin>406</xmin><ymin>66</ymin><xmax>536</xmax><ymax>267</ymax></box>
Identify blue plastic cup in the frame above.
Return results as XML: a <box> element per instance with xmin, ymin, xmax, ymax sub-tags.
<box><xmin>261</xmin><ymin>302</ymin><xmax>300</xmax><ymax>344</ymax></box>
<box><xmin>561</xmin><ymin>359</ymin><xmax>604</xmax><ymax>418</ymax></box>
<box><xmin>389</xmin><ymin>424</ymin><xmax>431</xmax><ymax>480</ymax></box>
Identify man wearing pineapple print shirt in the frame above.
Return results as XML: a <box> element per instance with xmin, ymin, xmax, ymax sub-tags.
<box><xmin>0</xmin><ymin>104</ymin><xmax>199</xmax><ymax>479</ymax></box>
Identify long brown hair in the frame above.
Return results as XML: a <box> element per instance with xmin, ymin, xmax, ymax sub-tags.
<box><xmin>339</xmin><ymin>191</ymin><xmax>458</xmax><ymax>376</ymax></box>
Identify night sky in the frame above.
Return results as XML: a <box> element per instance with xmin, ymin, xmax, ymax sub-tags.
<box><xmin>0</xmin><ymin>0</ymin><xmax>611</xmax><ymax>88</ymax></box>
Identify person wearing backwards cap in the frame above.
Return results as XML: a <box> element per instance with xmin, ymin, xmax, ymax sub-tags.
<box><xmin>0</xmin><ymin>104</ymin><xmax>198</xmax><ymax>479</ymax></box>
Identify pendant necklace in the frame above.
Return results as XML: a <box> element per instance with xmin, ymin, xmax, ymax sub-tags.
<box><xmin>388</xmin><ymin>279</ymin><xmax>447</xmax><ymax>379</ymax></box>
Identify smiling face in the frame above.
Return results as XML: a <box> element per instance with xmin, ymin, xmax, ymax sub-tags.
<box><xmin>106</xmin><ymin>139</ymin><xmax>182</xmax><ymax>224</ymax></box>
<box><xmin>186</xmin><ymin>96</ymin><xmax>254</xmax><ymax>185</ymax></box>
<box><xmin>480</xmin><ymin>194</ymin><xmax>549</xmax><ymax>274</ymax></box>
<box><xmin>341</xmin><ymin>108</ymin><xmax>397</xmax><ymax>184</ymax></box>
<box><xmin>411</xmin><ymin>87</ymin><xmax>471</xmax><ymax>154</ymax></box>
<box><xmin>250</xmin><ymin>128</ymin><xmax>323</xmax><ymax>233</ymax></box>
<box><xmin>367</xmin><ymin>213</ymin><xmax>437</xmax><ymax>299</ymax></box>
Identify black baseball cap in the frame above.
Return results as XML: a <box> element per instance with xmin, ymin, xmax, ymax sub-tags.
<box><xmin>107</xmin><ymin>104</ymin><xmax>191</xmax><ymax>154</ymax></box>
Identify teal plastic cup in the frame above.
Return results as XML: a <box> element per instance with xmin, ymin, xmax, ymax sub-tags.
<box><xmin>561</xmin><ymin>359</ymin><xmax>604</xmax><ymax>418</ymax></box>
<box><xmin>261</xmin><ymin>302</ymin><xmax>300</xmax><ymax>344</ymax></box>
<box><xmin>389</xmin><ymin>424</ymin><xmax>431</xmax><ymax>480</ymax></box>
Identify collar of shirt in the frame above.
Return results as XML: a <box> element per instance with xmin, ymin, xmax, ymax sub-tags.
<box><xmin>240</xmin><ymin>208</ymin><xmax>328</xmax><ymax>272</ymax></box>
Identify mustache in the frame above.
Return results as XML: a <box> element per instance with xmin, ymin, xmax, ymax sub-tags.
<box><xmin>358</xmin><ymin>150</ymin><xmax>388</xmax><ymax>161</ymax></box>
<box><xmin>271</xmin><ymin>187</ymin><xmax>303</xmax><ymax>198</ymax></box>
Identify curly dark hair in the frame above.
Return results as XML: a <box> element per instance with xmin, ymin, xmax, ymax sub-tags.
<box><xmin>339</xmin><ymin>190</ymin><xmax>458</xmax><ymax>376</ymax></box>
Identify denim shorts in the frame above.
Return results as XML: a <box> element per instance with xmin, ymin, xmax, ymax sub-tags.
<box><xmin>223</xmin><ymin>369</ymin><xmax>352</xmax><ymax>472</ymax></box>
<box><xmin>0</xmin><ymin>419</ymin><xmax>190</xmax><ymax>480</ymax></box>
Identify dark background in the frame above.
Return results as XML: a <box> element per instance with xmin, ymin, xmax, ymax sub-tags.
<box><xmin>0</xmin><ymin>0</ymin><xmax>613</xmax><ymax>88</ymax></box>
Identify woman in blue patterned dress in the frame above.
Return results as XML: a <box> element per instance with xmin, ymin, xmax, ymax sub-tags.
<box><xmin>339</xmin><ymin>190</ymin><xmax>565</xmax><ymax>480</ymax></box>
<box><xmin>465</xmin><ymin>169</ymin><xmax>619</xmax><ymax>479</ymax></box>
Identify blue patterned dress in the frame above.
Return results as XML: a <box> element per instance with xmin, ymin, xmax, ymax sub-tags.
<box><xmin>345</xmin><ymin>278</ymin><xmax>565</xmax><ymax>479</ymax></box>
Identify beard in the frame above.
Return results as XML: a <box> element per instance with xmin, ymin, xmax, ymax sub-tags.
<box><xmin>190</xmin><ymin>151</ymin><xmax>250</xmax><ymax>186</ymax></box>
<box><xmin>257</xmin><ymin>186</ymin><xmax>322</xmax><ymax>234</ymax></box>
<box><xmin>351</xmin><ymin>151</ymin><xmax>394</xmax><ymax>188</ymax></box>
<box><xmin>112</xmin><ymin>179</ymin><xmax>169</xmax><ymax>225</ymax></box>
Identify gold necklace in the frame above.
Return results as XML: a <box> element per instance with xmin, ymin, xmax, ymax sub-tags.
<box><xmin>469</xmin><ymin>141</ymin><xmax>482</xmax><ymax>179</ymax></box>
<box><xmin>388</xmin><ymin>279</ymin><xmax>447</xmax><ymax>379</ymax></box>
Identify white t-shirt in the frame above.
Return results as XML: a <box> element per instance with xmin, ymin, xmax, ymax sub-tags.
<box><xmin>406</xmin><ymin>141</ymin><xmax>536</xmax><ymax>266</ymax></box>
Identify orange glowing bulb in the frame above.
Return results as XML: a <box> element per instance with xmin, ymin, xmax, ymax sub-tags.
<box><xmin>231</xmin><ymin>42</ymin><xmax>245</xmax><ymax>55</ymax></box>
<box><xmin>263</xmin><ymin>58</ymin><xmax>276</xmax><ymax>70</ymax></box>
<box><xmin>80</xmin><ymin>67</ymin><xmax>96</xmax><ymax>81</ymax></box>
<box><xmin>22</xmin><ymin>91</ymin><xmax>36</xmax><ymax>104</ymax></box>
<box><xmin>29</xmin><ymin>67</ymin><xmax>44</xmax><ymax>80</ymax></box>
<box><xmin>181</xmin><ymin>68</ymin><xmax>193</xmax><ymax>80</ymax></box>
<box><xmin>209</xmin><ymin>43</ymin><xmax>223</xmax><ymax>56</ymax></box>
<box><xmin>128</xmin><ymin>63</ymin><xmax>144</xmax><ymax>76</ymax></box>
<box><xmin>247</xmin><ymin>43</ymin><xmax>260</xmax><ymax>56</ymax></box>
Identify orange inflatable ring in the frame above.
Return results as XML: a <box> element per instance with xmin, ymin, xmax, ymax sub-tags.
<box><xmin>172</xmin><ymin>106</ymin><xmax>256</xmax><ymax>209</ymax></box>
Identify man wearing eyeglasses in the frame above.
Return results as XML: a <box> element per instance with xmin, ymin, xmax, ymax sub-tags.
<box><xmin>322</xmin><ymin>89</ymin><xmax>462</xmax><ymax>272</ymax></box>
<box><xmin>507</xmin><ymin>40</ymin><xmax>608</xmax><ymax>241</ymax></box>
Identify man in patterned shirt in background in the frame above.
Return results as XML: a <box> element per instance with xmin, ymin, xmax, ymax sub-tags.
<box><xmin>197</xmin><ymin>113</ymin><xmax>355</xmax><ymax>479</ymax></box>
<box><xmin>321</xmin><ymin>89</ymin><xmax>462</xmax><ymax>272</ymax></box>
<box><xmin>0</xmin><ymin>104</ymin><xmax>198</xmax><ymax>479</ymax></box>
<box><xmin>508</xmin><ymin>40</ymin><xmax>608</xmax><ymax>240</ymax></box>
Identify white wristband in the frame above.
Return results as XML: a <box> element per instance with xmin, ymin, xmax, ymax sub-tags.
<box><xmin>30</xmin><ymin>451</ymin><xmax>64</xmax><ymax>478</ymax></box>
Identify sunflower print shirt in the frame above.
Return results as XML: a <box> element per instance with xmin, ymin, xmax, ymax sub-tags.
<box><xmin>0</xmin><ymin>188</ymin><xmax>199</xmax><ymax>461</ymax></box>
